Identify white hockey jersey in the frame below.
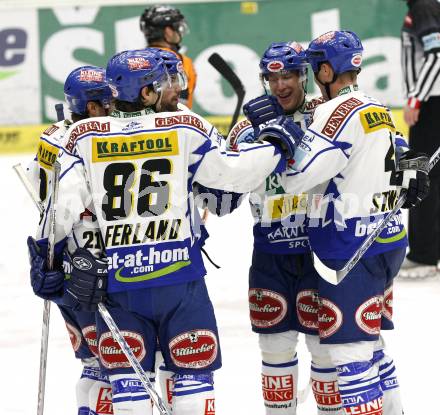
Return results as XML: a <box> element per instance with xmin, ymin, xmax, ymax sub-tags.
<box><xmin>285</xmin><ymin>87</ymin><xmax>408</xmax><ymax>260</ymax></box>
<box><xmin>46</xmin><ymin>109</ymin><xmax>283</xmax><ymax>292</ymax></box>
<box><xmin>227</xmin><ymin>98</ymin><xmax>323</xmax><ymax>254</ymax></box>
<box><xmin>27</xmin><ymin>121</ymin><xmax>104</xmax><ymax>256</ymax></box>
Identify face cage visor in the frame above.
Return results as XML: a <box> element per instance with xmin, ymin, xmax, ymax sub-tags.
<box><xmin>172</xmin><ymin>20</ymin><xmax>189</xmax><ymax>37</ymax></box>
<box><xmin>169</xmin><ymin>70</ymin><xmax>188</xmax><ymax>90</ymax></box>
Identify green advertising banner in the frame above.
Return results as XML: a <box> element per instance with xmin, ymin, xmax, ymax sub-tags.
<box><xmin>37</xmin><ymin>0</ymin><xmax>407</xmax><ymax>122</ymax></box>
<box><xmin>1</xmin><ymin>0</ymin><xmax>408</xmax><ymax>126</ymax></box>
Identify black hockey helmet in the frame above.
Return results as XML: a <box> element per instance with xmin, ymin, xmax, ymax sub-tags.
<box><xmin>139</xmin><ymin>5</ymin><xmax>188</xmax><ymax>42</ymax></box>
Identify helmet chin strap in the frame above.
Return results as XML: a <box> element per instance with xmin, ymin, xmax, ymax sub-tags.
<box><xmin>153</xmin><ymin>89</ymin><xmax>164</xmax><ymax>112</ymax></box>
<box><xmin>315</xmin><ymin>70</ymin><xmax>338</xmax><ymax>100</ymax></box>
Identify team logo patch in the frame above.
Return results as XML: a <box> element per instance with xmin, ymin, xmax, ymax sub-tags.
<box><xmin>79</xmin><ymin>69</ymin><xmax>104</xmax><ymax>82</ymax></box>
<box><xmin>296</xmin><ymin>290</ymin><xmax>319</xmax><ymax>330</ymax></box>
<box><xmin>155</xmin><ymin>114</ymin><xmax>208</xmax><ymax>133</ymax></box>
<box><xmin>227</xmin><ymin>119</ymin><xmax>252</xmax><ymax>150</ymax></box>
<box><xmin>127</xmin><ymin>57</ymin><xmax>151</xmax><ymax>70</ymax></box>
<box><xmin>248</xmin><ymin>289</ymin><xmax>287</xmax><ymax>328</ymax></box>
<box><xmin>169</xmin><ymin>329</ymin><xmax>218</xmax><ymax>369</ymax></box>
<box><xmin>382</xmin><ymin>287</ymin><xmax>393</xmax><ymax>321</ymax></box>
<box><xmin>262</xmin><ymin>374</ymin><xmax>294</xmax><ymax>402</ymax></box>
<box><xmin>99</xmin><ymin>331</ymin><xmax>146</xmax><ymax>369</ymax></box>
<box><xmin>321</xmin><ymin>97</ymin><xmax>363</xmax><ymax>138</ymax></box>
<box><xmin>315</xmin><ymin>31</ymin><xmax>336</xmax><ymax>43</ymax></box>
<box><xmin>288</xmin><ymin>41</ymin><xmax>303</xmax><ymax>54</ymax></box>
<box><xmin>82</xmin><ymin>325</ymin><xmax>99</xmax><ymax>357</ymax></box>
<box><xmin>73</xmin><ymin>256</ymin><xmax>92</xmax><ymax>271</ymax></box>
<box><xmin>355</xmin><ymin>296</ymin><xmax>383</xmax><ymax>335</ymax></box>
<box><xmin>312</xmin><ymin>380</ymin><xmax>341</xmax><ymax>406</ymax></box>
<box><xmin>318</xmin><ymin>298</ymin><xmax>343</xmax><ymax>338</ymax></box>
<box><xmin>43</xmin><ymin>124</ymin><xmax>59</xmax><ymax>136</ymax></box>
<box><xmin>267</xmin><ymin>60</ymin><xmax>284</xmax><ymax>72</ymax></box>
<box><xmin>65</xmin><ymin>322</ymin><xmax>82</xmax><ymax>352</ymax></box>
<box><xmin>204</xmin><ymin>398</ymin><xmax>215</xmax><ymax>415</ymax></box>
<box><xmin>351</xmin><ymin>54</ymin><xmax>362</xmax><ymax>67</ymax></box>
<box><xmin>95</xmin><ymin>386</ymin><xmax>113</xmax><ymax>414</ymax></box>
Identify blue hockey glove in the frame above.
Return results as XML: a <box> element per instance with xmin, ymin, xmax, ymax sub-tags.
<box><xmin>258</xmin><ymin>116</ymin><xmax>304</xmax><ymax>160</ymax></box>
<box><xmin>398</xmin><ymin>150</ymin><xmax>430</xmax><ymax>209</ymax></box>
<box><xmin>65</xmin><ymin>248</ymin><xmax>108</xmax><ymax>312</ymax></box>
<box><xmin>243</xmin><ymin>95</ymin><xmax>284</xmax><ymax>135</ymax></box>
<box><xmin>27</xmin><ymin>236</ymin><xmax>65</xmax><ymax>300</ymax></box>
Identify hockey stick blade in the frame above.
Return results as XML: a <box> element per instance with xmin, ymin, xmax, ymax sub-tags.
<box><xmin>208</xmin><ymin>53</ymin><xmax>245</xmax><ymax>134</ymax></box>
<box><xmin>314</xmin><ymin>145</ymin><xmax>440</xmax><ymax>285</ymax></box>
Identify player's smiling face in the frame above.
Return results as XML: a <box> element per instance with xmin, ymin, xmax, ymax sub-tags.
<box><xmin>267</xmin><ymin>71</ymin><xmax>304</xmax><ymax>113</ymax></box>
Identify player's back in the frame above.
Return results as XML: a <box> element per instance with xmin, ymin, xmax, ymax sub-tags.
<box><xmin>289</xmin><ymin>89</ymin><xmax>408</xmax><ymax>259</ymax></box>
<box><xmin>64</xmin><ymin>109</ymin><xmax>216</xmax><ymax>293</ymax></box>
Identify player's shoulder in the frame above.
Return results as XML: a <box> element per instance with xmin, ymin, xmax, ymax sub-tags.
<box><xmin>154</xmin><ymin>109</ymin><xmax>212</xmax><ymax>137</ymax></box>
<box><xmin>311</xmin><ymin>91</ymin><xmax>373</xmax><ymax>139</ymax></box>
<box><xmin>40</xmin><ymin>119</ymin><xmax>70</xmax><ymax>144</ymax></box>
<box><xmin>63</xmin><ymin>116</ymin><xmax>112</xmax><ymax>152</ymax></box>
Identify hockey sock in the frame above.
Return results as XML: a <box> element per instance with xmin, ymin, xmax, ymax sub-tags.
<box><xmin>311</xmin><ymin>363</ymin><xmax>343</xmax><ymax>415</ymax></box>
<box><xmin>76</xmin><ymin>359</ymin><xmax>100</xmax><ymax>415</ymax></box>
<box><xmin>372</xmin><ymin>350</ymin><xmax>403</xmax><ymax>415</ymax></box>
<box><xmin>158</xmin><ymin>361</ymin><xmax>174</xmax><ymax>410</ymax></box>
<box><xmin>172</xmin><ymin>373</ymin><xmax>215</xmax><ymax>415</ymax></box>
<box><xmin>335</xmin><ymin>360</ymin><xmax>383</xmax><ymax>415</ymax></box>
<box><xmin>261</xmin><ymin>355</ymin><xmax>298</xmax><ymax>414</ymax></box>
<box><xmin>109</xmin><ymin>373</ymin><xmax>154</xmax><ymax>415</ymax></box>
<box><xmin>89</xmin><ymin>374</ymin><xmax>113</xmax><ymax>415</ymax></box>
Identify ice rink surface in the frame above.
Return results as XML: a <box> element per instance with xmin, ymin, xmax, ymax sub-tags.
<box><xmin>1</xmin><ymin>154</ymin><xmax>439</xmax><ymax>414</ymax></box>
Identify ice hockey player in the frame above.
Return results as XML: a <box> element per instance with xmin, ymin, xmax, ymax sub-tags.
<box><xmin>26</xmin><ymin>66</ymin><xmax>113</xmax><ymax>415</ymax></box>
<box><xmin>35</xmin><ymin>48</ymin><xmax>298</xmax><ymax>415</ymax></box>
<box><xmin>140</xmin><ymin>5</ymin><xmax>197</xmax><ymax>108</ymax></box>
<box><xmin>264</xmin><ymin>30</ymin><xmax>430</xmax><ymax>415</ymax></box>
<box><xmin>227</xmin><ymin>41</ymin><xmax>343</xmax><ymax>415</ymax></box>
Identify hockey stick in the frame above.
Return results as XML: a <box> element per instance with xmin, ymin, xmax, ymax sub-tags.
<box><xmin>14</xmin><ymin>165</ymin><xmax>170</xmax><ymax>415</ymax></box>
<box><xmin>314</xmin><ymin>145</ymin><xmax>440</xmax><ymax>285</ymax></box>
<box><xmin>208</xmin><ymin>52</ymin><xmax>245</xmax><ymax>135</ymax></box>
<box><xmin>98</xmin><ymin>303</ymin><xmax>171</xmax><ymax>415</ymax></box>
<box><xmin>14</xmin><ymin>160</ymin><xmax>61</xmax><ymax>415</ymax></box>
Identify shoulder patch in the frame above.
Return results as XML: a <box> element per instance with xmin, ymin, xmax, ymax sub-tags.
<box><xmin>305</xmin><ymin>97</ymin><xmax>326</xmax><ymax>111</ymax></box>
<box><xmin>321</xmin><ymin>97</ymin><xmax>364</xmax><ymax>138</ymax></box>
<box><xmin>43</xmin><ymin>124</ymin><xmax>59</xmax><ymax>136</ymax></box>
<box><xmin>155</xmin><ymin>114</ymin><xmax>207</xmax><ymax>134</ymax></box>
<box><xmin>66</xmin><ymin>121</ymin><xmax>110</xmax><ymax>152</ymax></box>
<box><xmin>359</xmin><ymin>106</ymin><xmax>395</xmax><ymax>133</ymax></box>
<box><xmin>37</xmin><ymin>139</ymin><xmax>59</xmax><ymax>169</ymax></box>
<box><xmin>228</xmin><ymin>119</ymin><xmax>252</xmax><ymax>148</ymax></box>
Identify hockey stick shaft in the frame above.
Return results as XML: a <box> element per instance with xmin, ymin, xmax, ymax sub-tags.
<box><xmin>13</xmin><ymin>160</ymin><xmax>61</xmax><ymax>415</ymax></box>
<box><xmin>208</xmin><ymin>53</ymin><xmax>245</xmax><ymax>134</ymax></box>
<box><xmin>98</xmin><ymin>303</ymin><xmax>171</xmax><ymax>415</ymax></box>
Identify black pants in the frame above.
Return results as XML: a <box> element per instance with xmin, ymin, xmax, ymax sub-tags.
<box><xmin>407</xmin><ymin>96</ymin><xmax>440</xmax><ymax>265</ymax></box>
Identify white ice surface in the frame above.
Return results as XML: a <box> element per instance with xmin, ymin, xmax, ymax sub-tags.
<box><xmin>1</xmin><ymin>154</ymin><xmax>439</xmax><ymax>414</ymax></box>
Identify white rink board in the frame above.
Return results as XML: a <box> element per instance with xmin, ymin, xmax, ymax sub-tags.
<box><xmin>1</xmin><ymin>154</ymin><xmax>439</xmax><ymax>414</ymax></box>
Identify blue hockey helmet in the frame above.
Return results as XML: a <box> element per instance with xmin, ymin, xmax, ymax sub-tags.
<box><xmin>150</xmin><ymin>47</ymin><xmax>188</xmax><ymax>89</ymax></box>
<box><xmin>64</xmin><ymin>66</ymin><xmax>112</xmax><ymax>115</ymax></box>
<box><xmin>306</xmin><ymin>30</ymin><xmax>363</xmax><ymax>74</ymax></box>
<box><xmin>260</xmin><ymin>41</ymin><xmax>308</xmax><ymax>76</ymax></box>
<box><xmin>106</xmin><ymin>49</ymin><xmax>169</xmax><ymax>102</ymax></box>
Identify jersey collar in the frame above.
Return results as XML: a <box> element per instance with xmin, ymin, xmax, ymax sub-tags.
<box><xmin>337</xmin><ymin>84</ymin><xmax>359</xmax><ymax>96</ymax></box>
<box><xmin>111</xmin><ymin>108</ymin><xmax>155</xmax><ymax>118</ymax></box>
